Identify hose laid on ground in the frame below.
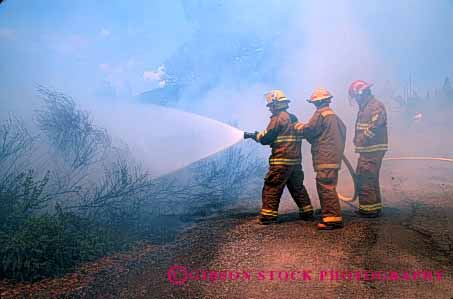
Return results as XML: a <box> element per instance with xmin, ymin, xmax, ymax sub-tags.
<box><xmin>337</xmin><ymin>156</ymin><xmax>453</xmax><ymax>203</ymax></box>
<box><xmin>383</xmin><ymin>157</ymin><xmax>453</xmax><ymax>163</ymax></box>
<box><xmin>338</xmin><ymin>155</ymin><xmax>358</xmax><ymax>202</ymax></box>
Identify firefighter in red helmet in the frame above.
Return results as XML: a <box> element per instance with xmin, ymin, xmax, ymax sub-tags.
<box><xmin>349</xmin><ymin>80</ymin><xmax>388</xmax><ymax>218</ymax></box>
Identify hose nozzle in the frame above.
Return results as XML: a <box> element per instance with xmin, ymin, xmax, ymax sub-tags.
<box><xmin>244</xmin><ymin>131</ymin><xmax>258</xmax><ymax>140</ymax></box>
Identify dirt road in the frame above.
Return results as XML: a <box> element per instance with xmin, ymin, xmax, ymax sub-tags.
<box><xmin>109</xmin><ymin>160</ymin><xmax>453</xmax><ymax>298</ymax></box>
<box><xmin>110</xmin><ymin>195</ymin><xmax>452</xmax><ymax>298</ymax></box>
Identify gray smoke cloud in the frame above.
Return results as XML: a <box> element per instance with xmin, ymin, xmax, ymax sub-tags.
<box><xmin>1</xmin><ymin>0</ymin><xmax>452</xmax><ymax>187</ymax></box>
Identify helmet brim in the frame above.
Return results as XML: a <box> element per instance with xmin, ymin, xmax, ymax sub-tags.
<box><xmin>307</xmin><ymin>96</ymin><xmax>333</xmax><ymax>103</ymax></box>
<box><xmin>361</xmin><ymin>83</ymin><xmax>374</xmax><ymax>92</ymax></box>
<box><xmin>266</xmin><ymin>99</ymin><xmax>290</xmax><ymax>107</ymax></box>
<box><xmin>350</xmin><ymin>83</ymin><xmax>374</xmax><ymax>97</ymax></box>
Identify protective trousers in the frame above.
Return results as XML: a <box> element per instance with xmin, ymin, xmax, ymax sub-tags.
<box><xmin>316</xmin><ymin>169</ymin><xmax>342</xmax><ymax>223</ymax></box>
<box><xmin>261</xmin><ymin>165</ymin><xmax>312</xmax><ymax>220</ymax></box>
<box><xmin>356</xmin><ymin>151</ymin><xmax>385</xmax><ymax>214</ymax></box>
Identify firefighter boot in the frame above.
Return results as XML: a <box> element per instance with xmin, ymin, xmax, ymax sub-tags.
<box><xmin>256</xmin><ymin>215</ymin><xmax>278</xmax><ymax>225</ymax></box>
<box><xmin>354</xmin><ymin>209</ymin><xmax>382</xmax><ymax>218</ymax></box>
<box><xmin>317</xmin><ymin>221</ymin><xmax>344</xmax><ymax>230</ymax></box>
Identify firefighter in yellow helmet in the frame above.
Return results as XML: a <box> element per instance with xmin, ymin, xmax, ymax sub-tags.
<box><xmin>294</xmin><ymin>88</ymin><xmax>346</xmax><ymax>230</ymax></box>
<box><xmin>244</xmin><ymin>90</ymin><xmax>312</xmax><ymax>225</ymax></box>
<box><xmin>349</xmin><ymin>80</ymin><xmax>388</xmax><ymax>218</ymax></box>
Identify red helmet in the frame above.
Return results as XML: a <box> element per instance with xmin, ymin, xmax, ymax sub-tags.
<box><xmin>348</xmin><ymin>80</ymin><xmax>373</xmax><ymax>98</ymax></box>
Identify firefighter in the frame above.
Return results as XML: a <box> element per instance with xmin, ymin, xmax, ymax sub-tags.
<box><xmin>294</xmin><ymin>88</ymin><xmax>347</xmax><ymax>230</ymax></box>
<box><xmin>349</xmin><ymin>80</ymin><xmax>388</xmax><ymax>218</ymax></box>
<box><xmin>247</xmin><ymin>90</ymin><xmax>313</xmax><ymax>225</ymax></box>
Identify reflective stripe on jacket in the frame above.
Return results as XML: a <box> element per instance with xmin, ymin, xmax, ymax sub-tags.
<box><xmin>295</xmin><ymin>107</ymin><xmax>346</xmax><ymax>171</ymax></box>
<box><xmin>256</xmin><ymin>110</ymin><xmax>302</xmax><ymax>166</ymax></box>
<box><xmin>354</xmin><ymin>97</ymin><xmax>388</xmax><ymax>153</ymax></box>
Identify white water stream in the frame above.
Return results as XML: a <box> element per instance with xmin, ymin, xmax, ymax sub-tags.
<box><xmin>84</xmin><ymin>102</ymin><xmax>244</xmax><ymax>177</ymax></box>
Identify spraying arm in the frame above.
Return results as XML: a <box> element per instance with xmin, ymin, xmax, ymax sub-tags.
<box><xmin>244</xmin><ymin>115</ymin><xmax>281</xmax><ymax>143</ymax></box>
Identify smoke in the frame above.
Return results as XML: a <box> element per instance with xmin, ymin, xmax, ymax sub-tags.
<box><xmin>170</xmin><ymin>0</ymin><xmax>453</xmax><ymax>205</ymax></box>
<box><xmin>178</xmin><ymin>1</ymin><xmax>453</xmax><ymax>152</ymax></box>
<box><xmin>1</xmin><ymin>0</ymin><xmax>453</xmax><ymax>205</ymax></box>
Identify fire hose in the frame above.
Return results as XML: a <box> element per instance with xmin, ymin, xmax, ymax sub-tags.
<box><xmin>338</xmin><ymin>155</ymin><xmax>357</xmax><ymax>202</ymax></box>
<box><xmin>338</xmin><ymin>156</ymin><xmax>453</xmax><ymax>203</ymax></box>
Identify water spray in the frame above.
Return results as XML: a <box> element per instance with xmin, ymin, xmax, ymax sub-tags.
<box><xmin>85</xmin><ymin>102</ymin><xmax>245</xmax><ymax>177</ymax></box>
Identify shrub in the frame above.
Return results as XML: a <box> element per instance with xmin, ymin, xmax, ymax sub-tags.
<box><xmin>0</xmin><ymin>87</ymin><xmax>265</xmax><ymax>283</ymax></box>
<box><xmin>0</xmin><ymin>210</ymin><xmax>123</xmax><ymax>282</ymax></box>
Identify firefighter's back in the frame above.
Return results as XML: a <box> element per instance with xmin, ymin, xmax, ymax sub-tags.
<box><xmin>311</xmin><ymin>107</ymin><xmax>346</xmax><ymax>171</ymax></box>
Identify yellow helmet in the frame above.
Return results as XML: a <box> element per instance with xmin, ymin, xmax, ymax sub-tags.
<box><xmin>264</xmin><ymin>89</ymin><xmax>290</xmax><ymax>107</ymax></box>
<box><xmin>307</xmin><ymin>88</ymin><xmax>333</xmax><ymax>103</ymax></box>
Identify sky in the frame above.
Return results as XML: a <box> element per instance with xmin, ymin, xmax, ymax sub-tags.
<box><xmin>354</xmin><ymin>0</ymin><xmax>453</xmax><ymax>87</ymax></box>
<box><xmin>1</xmin><ymin>0</ymin><xmax>452</xmax><ymax>103</ymax></box>
<box><xmin>0</xmin><ymin>0</ymin><xmax>193</xmax><ymax>99</ymax></box>
<box><xmin>1</xmin><ymin>0</ymin><xmax>453</xmax><ymax>175</ymax></box>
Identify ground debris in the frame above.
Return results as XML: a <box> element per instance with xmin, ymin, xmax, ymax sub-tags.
<box><xmin>0</xmin><ymin>244</ymin><xmax>155</xmax><ymax>299</ymax></box>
